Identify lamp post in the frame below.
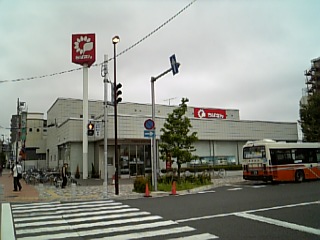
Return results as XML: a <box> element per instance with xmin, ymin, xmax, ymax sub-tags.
<box><xmin>112</xmin><ymin>35</ymin><xmax>120</xmax><ymax>195</ymax></box>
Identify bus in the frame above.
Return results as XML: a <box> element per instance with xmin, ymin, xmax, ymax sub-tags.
<box><xmin>242</xmin><ymin>139</ymin><xmax>320</xmax><ymax>182</ymax></box>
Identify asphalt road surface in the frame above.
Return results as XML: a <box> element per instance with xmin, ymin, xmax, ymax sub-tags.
<box><xmin>2</xmin><ymin>179</ymin><xmax>319</xmax><ymax>239</ymax></box>
<box><xmin>122</xmin><ymin>180</ymin><xmax>320</xmax><ymax>240</ymax></box>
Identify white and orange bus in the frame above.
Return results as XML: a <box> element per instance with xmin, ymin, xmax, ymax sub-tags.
<box><xmin>242</xmin><ymin>139</ymin><xmax>320</xmax><ymax>182</ymax></box>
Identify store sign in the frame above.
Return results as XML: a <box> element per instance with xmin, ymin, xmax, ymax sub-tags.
<box><xmin>72</xmin><ymin>33</ymin><xmax>96</xmax><ymax>67</ymax></box>
<box><xmin>194</xmin><ymin>108</ymin><xmax>226</xmax><ymax>119</ymax></box>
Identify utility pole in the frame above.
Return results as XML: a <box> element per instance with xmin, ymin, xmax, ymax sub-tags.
<box><xmin>15</xmin><ymin>98</ymin><xmax>20</xmax><ymax>165</ymax></box>
<box><xmin>101</xmin><ymin>54</ymin><xmax>109</xmax><ymax>194</ymax></box>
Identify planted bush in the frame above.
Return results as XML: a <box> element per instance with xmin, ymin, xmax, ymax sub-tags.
<box><xmin>133</xmin><ymin>176</ymin><xmax>151</xmax><ymax>193</ymax></box>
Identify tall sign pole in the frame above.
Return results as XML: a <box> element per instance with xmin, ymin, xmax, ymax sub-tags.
<box><xmin>82</xmin><ymin>64</ymin><xmax>89</xmax><ymax>179</ymax></box>
<box><xmin>72</xmin><ymin>33</ymin><xmax>96</xmax><ymax>179</ymax></box>
<box><xmin>150</xmin><ymin>54</ymin><xmax>180</xmax><ymax>191</ymax></box>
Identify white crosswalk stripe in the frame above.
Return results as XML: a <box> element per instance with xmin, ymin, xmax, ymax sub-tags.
<box><xmin>10</xmin><ymin>200</ymin><xmax>219</xmax><ymax>239</ymax></box>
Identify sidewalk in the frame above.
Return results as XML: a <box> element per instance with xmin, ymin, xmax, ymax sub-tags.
<box><xmin>0</xmin><ymin>169</ymin><xmax>40</xmax><ymax>203</ymax></box>
<box><xmin>0</xmin><ymin>169</ymin><xmax>245</xmax><ymax>203</ymax></box>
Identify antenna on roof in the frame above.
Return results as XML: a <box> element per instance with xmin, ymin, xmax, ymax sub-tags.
<box><xmin>163</xmin><ymin>97</ymin><xmax>177</xmax><ymax>106</ymax></box>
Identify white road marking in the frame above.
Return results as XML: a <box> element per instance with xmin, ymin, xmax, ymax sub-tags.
<box><xmin>177</xmin><ymin>200</ymin><xmax>320</xmax><ymax>222</ymax></box>
<box><xmin>227</xmin><ymin>187</ymin><xmax>242</xmax><ymax>191</ymax></box>
<box><xmin>91</xmin><ymin>226</ymin><xmax>195</xmax><ymax>240</ymax></box>
<box><xmin>251</xmin><ymin>185</ymin><xmax>266</xmax><ymax>188</ymax></box>
<box><xmin>198</xmin><ymin>190</ymin><xmax>216</xmax><ymax>194</ymax></box>
<box><xmin>15</xmin><ymin>211</ymin><xmax>151</xmax><ymax>228</ymax></box>
<box><xmin>166</xmin><ymin>233</ymin><xmax>219</xmax><ymax>239</ymax></box>
<box><xmin>1</xmin><ymin>203</ymin><xmax>15</xmax><ymax>240</ymax></box>
<box><xmin>235</xmin><ymin>212</ymin><xmax>320</xmax><ymax>236</ymax></box>
<box><xmin>14</xmin><ymin>207</ymin><xmax>140</xmax><ymax>222</ymax></box>
<box><xmin>16</xmin><ymin>215</ymin><xmax>163</xmax><ymax>235</ymax></box>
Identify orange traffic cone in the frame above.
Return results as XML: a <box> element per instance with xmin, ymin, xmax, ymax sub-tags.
<box><xmin>170</xmin><ymin>181</ymin><xmax>178</xmax><ymax>195</ymax></box>
<box><xmin>144</xmin><ymin>183</ymin><xmax>152</xmax><ymax>197</ymax></box>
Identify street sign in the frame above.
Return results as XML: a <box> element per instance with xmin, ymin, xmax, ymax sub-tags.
<box><xmin>170</xmin><ymin>54</ymin><xmax>179</xmax><ymax>75</ymax></box>
<box><xmin>144</xmin><ymin>119</ymin><xmax>155</xmax><ymax>130</ymax></box>
<box><xmin>144</xmin><ymin>130</ymin><xmax>155</xmax><ymax>138</ymax></box>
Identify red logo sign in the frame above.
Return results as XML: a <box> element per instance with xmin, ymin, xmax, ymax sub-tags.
<box><xmin>72</xmin><ymin>33</ymin><xmax>96</xmax><ymax>67</ymax></box>
<box><xmin>194</xmin><ymin>108</ymin><xmax>226</xmax><ymax>119</ymax></box>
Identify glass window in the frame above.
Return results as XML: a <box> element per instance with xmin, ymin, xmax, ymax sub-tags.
<box><xmin>243</xmin><ymin>146</ymin><xmax>265</xmax><ymax>159</ymax></box>
<box><xmin>270</xmin><ymin>149</ymin><xmax>293</xmax><ymax>165</ymax></box>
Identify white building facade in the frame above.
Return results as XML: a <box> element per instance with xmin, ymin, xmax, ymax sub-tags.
<box><xmin>46</xmin><ymin>98</ymin><xmax>298</xmax><ymax>179</ymax></box>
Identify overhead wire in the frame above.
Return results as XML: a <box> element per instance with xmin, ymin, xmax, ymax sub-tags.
<box><xmin>0</xmin><ymin>0</ymin><xmax>197</xmax><ymax>84</ymax></box>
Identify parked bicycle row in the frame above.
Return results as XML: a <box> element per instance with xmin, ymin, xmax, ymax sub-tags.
<box><xmin>21</xmin><ymin>168</ymin><xmax>78</xmax><ymax>187</ymax></box>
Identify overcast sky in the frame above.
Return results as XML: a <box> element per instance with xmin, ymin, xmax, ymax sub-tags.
<box><xmin>1</xmin><ymin>0</ymin><xmax>319</xmax><ymax>139</ymax></box>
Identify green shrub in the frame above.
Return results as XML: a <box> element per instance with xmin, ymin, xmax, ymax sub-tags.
<box><xmin>133</xmin><ymin>176</ymin><xmax>151</xmax><ymax>193</ymax></box>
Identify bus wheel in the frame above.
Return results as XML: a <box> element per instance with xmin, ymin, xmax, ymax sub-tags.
<box><xmin>295</xmin><ymin>170</ymin><xmax>304</xmax><ymax>183</ymax></box>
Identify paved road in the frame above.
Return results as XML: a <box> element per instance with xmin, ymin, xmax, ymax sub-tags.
<box><xmin>121</xmin><ymin>180</ymin><xmax>320</xmax><ymax>240</ymax></box>
<box><xmin>2</xmin><ymin>180</ymin><xmax>319</xmax><ymax>239</ymax></box>
<box><xmin>4</xmin><ymin>200</ymin><xmax>218</xmax><ymax>239</ymax></box>
<box><xmin>1</xmin><ymin>170</ymin><xmax>244</xmax><ymax>239</ymax></box>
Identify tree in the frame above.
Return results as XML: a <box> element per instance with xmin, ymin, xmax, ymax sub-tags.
<box><xmin>159</xmin><ymin>98</ymin><xmax>198</xmax><ymax>179</ymax></box>
<box><xmin>300</xmin><ymin>93</ymin><xmax>320</xmax><ymax>142</ymax></box>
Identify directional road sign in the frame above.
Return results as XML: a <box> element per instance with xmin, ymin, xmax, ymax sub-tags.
<box><xmin>170</xmin><ymin>54</ymin><xmax>179</xmax><ymax>75</ymax></box>
<box><xmin>144</xmin><ymin>130</ymin><xmax>155</xmax><ymax>138</ymax></box>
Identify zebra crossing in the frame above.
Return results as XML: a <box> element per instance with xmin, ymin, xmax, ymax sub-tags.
<box><xmin>9</xmin><ymin>200</ymin><xmax>218</xmax><ymax>239</ymax></box>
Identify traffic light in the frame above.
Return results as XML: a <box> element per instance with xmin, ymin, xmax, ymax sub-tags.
<box><xmin>115</xmin><ymin>83</ymin><xmax>122</xmax><ymax>104</ymax></box>
<box><xmin>87</xmin><ymin>122</ymin><xmax>94</xmax><ymax>136</ymax></box>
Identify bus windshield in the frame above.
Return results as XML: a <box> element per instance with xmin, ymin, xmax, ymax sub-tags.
<box><xmin>243</xmin><ymin>146</ymin><xmax>266</xmax><ymax>159</ymax></box>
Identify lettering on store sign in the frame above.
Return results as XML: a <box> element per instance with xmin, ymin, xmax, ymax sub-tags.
<box><xmin>194</xmin><ymin>108</ymin><xmax>227</xmax><ymax>119</ymax></box>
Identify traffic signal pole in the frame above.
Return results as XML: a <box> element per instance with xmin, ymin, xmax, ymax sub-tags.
<box><xmin>150</xmin><ymin>62</ymin><xmax>180</xmax><ymax>191</ymax></box>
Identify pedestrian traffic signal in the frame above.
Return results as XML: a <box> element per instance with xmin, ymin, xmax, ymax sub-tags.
<box><xmin>115</xmin><ymin>83</ymin><xmax>122</xmax><ymax>104</ymax></box>
<box><xmin>87</xmin><ymin>122</ymin><xmax>94</xmax><ymax>136</ymax></box>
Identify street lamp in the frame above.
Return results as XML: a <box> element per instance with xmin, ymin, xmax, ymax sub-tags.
<box><xmin>112</xmin><ymin>35</ymin><xmax>120</xmax><ymax>195</ymax></box>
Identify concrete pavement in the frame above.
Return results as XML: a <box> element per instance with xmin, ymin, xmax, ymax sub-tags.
<box><xmin>0</xmin><ymin>169</ymin><xmax>244</xmax><ymax>203</ymax></box>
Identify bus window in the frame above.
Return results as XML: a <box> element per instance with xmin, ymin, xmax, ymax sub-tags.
<box><xmin>317</xmin><ymin>150</ymin><xmax>320</xmax><ymax>163</ymax></box>
<box><xmin>294</xmin><ymin>149</ymin><xmax>305</xmax><ymax>163</ymax></box>
<box><xmin>270</xmin><ymin>149</ymin><xmax>293</xmax><ymax>165</ymax></box>
<box><xmin>243</xmin><ymin>146</ymin><xmax>265</xmax><ymax>159</ymax></box>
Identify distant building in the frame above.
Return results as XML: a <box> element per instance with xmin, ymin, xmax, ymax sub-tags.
<box><xmin>10</xmin><ymin>112</ymin><xmax>47</xmax><ymax>170</ymax></box>
<box><xmin>304</xmin><ymin>57</ymin><xmax>320</xmax><ymax>96</ymax></box>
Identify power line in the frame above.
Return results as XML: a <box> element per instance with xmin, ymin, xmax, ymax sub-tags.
<box><xmin>0</xmin><ymin>0</ymin><xmax>197</xmax><ymax>84</ymax></box>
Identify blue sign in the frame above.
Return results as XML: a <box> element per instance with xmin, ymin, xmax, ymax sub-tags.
<box><xmin>144</xmin><ymin>130</ymin><xmax>155</xmax><ymax>138</ymax></box>
<box><xmin>144</xmin><ymin>119</ymin><xmax>155</xmax><ymax>130</ymax></box>
<box><xmin>170</xmin><ymin>54</ymin><xmax>179</xmax><ymax>75</ymax></box>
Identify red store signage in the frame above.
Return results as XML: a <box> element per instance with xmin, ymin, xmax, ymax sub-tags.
<box><xmin>194</xmin><ymin>108</ymin><xmax>227</xmax><ymax>119</ymax></box>
<box><xmin>72</xmin><ymin>33</ymin><xmax>96</xmax><ymax>67</ymax></box>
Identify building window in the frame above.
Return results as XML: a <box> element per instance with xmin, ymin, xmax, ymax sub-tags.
<box><xmin>37</xmin><ymin>128</ymin><xmax>40</xmax><ymax>132</ymax></box>
<box><xmin>29</xmin><ymin>128</ymin><xmax>32</xmax><ymax>132</ymax></box>
<box><xmin>80</xmin><ymin>114</ymin><xmax>83</xmax><ymax>118</ymax></box>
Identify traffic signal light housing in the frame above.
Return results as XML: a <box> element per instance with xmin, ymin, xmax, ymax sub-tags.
<box><xmin>115</xmin><ymin>83</ymin><xmax>122</xmax><ymax>104</ymax></box>
<box><xmin>87</xmin><ymin>122</ymin><xmax>94</xmax><ymax>136</ymax></box>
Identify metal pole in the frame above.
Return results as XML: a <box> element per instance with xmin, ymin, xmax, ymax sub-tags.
<box><xmin>151</xmin><ymin>78</ymin><xmax>157</xmax><ymax>191</ymax></box>
<box><xmin>113</xmin><ymin>42</ymin><xmax>119</xmax><ymax>195</ymax></box>
<box><xmin>83</xmin><ymin>64</ymin><xmax>89</xmax><ymax>179</ymax></box>
<box><xmin>15</xmin><ymin>98</ymin><xmax>19</xmax><ymax>165</ymax></box>
<box><xmin>103</xmin><ymin>55</ymin><xmax>109</xmax><ymax>190</ymax></box>
<box><xmin>149</xmin><ymin>64</ymin><xmax>179</xmax><ymax>191</ymax></box>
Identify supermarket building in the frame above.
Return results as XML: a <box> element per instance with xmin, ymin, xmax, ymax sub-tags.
<box><xmin>43</xmin><ymin>98</ymin><xmax>298</xmax><ymax>179</ymax></box>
